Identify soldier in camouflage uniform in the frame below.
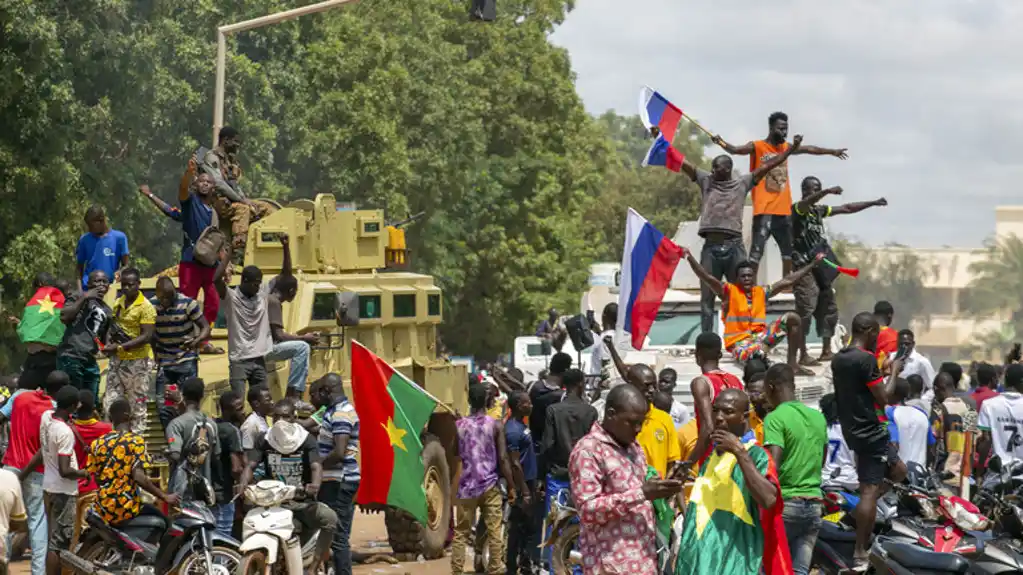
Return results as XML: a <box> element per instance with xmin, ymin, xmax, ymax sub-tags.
<box><xmin>202</xmin><ymin>126</ymin><xmax>275</xmax><ymax>263</ymax></box>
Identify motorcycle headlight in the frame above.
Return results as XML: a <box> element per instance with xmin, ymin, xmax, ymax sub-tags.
<box><xmin>181</xmin><ymin>503</ymin><xmax>216</xmax><ymax>524</ymax></box>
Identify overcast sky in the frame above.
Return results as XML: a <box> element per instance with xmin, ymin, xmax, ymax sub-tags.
<box><xmin>551</xmin><ymin>0</ymin><xmax>1023</xmax><ymax>248</ymax></box>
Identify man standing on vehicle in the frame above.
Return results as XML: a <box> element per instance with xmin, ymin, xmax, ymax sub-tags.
<box><xmin>712</xmin><ymin>113</ymin><xmax>848</xmax><ymax>276</ymax></box>
<box><xmin>215</xmin><ymin>233</ymin><xmax>292</xmax><ymax>395</ymax></box>
<box><xmin>685</xmin><ymin>250</ymin><xmax>823</xmax><ymax>376</ymax></box>
<box><xmin>789</xmin><ymin>177</ymin><xmax>887</xmax><ymax>364</ymax></box>
<box><xmin>678</xmin><ymin>134</ymin><xmax>806</xmax><ymax>332</ymax></box>
<box><xmin>105</xmin><ymin>267</ymin><xmax>157</xmax><ymax>434</ymax></box>
<box><xmin>238</xmin><ymin>400</ymin><xmax>337</xmax><ymax>573</ymax></box>
<box><xmin>151</xmin><ymin>276</ymin><xmax>211</xmax><ymax>402</ymax></box>
<box><xmin>88</xmin><ymin>399</ymin><xmax>180</xmax><ymax>526</ymax></box>
<box><xmin>763</xmin><ymin>364</ymin><xmax>828</xmax><ymax>575</ymax></box>
<box><xmin>569</xmin><ymin>384</ymin><xmax>681</xmax><ymax>575</ymax></box>
<box><xmin>56</xmin><ymin>271</ymin><xmax>113</xmax><ymax>396</ymax></box>
<box><xmin>832</xmin><ymin>312</ymin><xmax>908</xmax><ymax>572</ymax></box>
<box><xmin>311</xmin><ymin>373</ymin><xmax>360</xmax><ymax>575</ymax></box>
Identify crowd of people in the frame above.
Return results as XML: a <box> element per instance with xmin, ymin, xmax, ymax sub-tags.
<box><xmin>0</xmin><ymin>107</ymin><xmax>1019</xmax><ymax>575</ymax></box>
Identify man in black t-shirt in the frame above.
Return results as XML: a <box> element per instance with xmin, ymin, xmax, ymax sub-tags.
<box><xmin>831</xmin><ymin>312</ymin><xmax>907</xmax><ymax>571</ymax></box>
<box><xmin>212</xmin><ymin>391</ymin><xmax>244</xmax><ymax>537</ymax></box>
<box><xmin>57</xmin><ymin>270</ymin><xmax>115</xmax><ymax>396</ymax></box>
<box><xmin>238</xmin><ymin>400</ymin><xmax>337</xmax><ymax>571</ymax></box>
<box><xmin>791</xmin><ymin>177</ymin><xmax>887</xmax><ymax>365</ymax></box>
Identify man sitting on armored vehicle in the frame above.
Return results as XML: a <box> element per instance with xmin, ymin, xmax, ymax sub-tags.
<box><xmin>201</xmin><ymin>126</ymin><xmax>274</xmax><ymax>263</ymax></box>
<box><xmin>685</xmin><ymin>250</ymin><xmax>823</xmax><ymax>376</ymax></box>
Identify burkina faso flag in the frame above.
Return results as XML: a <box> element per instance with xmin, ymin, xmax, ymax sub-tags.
<box><xmin>17</xmin><ymin>287</ymin><xmax>66</xmax><ymax>346</ymax></box>
<box><xmin>351</xmin><ymin>340</ymin><xmax>437</xmax><ymax>525</ymax></box>
<box><xmin>676</xmin><ymin>430</ymin><xmax>792</xmax><ymax>575</ymax></box>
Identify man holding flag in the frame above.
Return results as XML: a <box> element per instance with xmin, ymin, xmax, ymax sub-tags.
<box><xmin>790</xmin><ymin>176</ymin><xmax>886</xmax><ymax>364</ymax></box>
<box><xmin>17</xmin><ymin>273</ymin><xmax>66</xmax><ymax>390</ymax></box>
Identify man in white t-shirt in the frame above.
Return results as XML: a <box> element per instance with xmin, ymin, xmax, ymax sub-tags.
<box><xmin>886</xmin><ymin>379</ymin><xmax>934</xmax><ymax>469</ymax></box>
<box><xmin>241</xmin><ymin>385</ymin><xmax>273</xmax><ymax>450</ymax></box>
<box><xmin>819</xmin><ymin>394</ymin><xmax>858</xmax><ymax>489</ymax></box>
<box><xmin>896</xmin><ymin>330</ymin><xmax>936</xmax><ymax>405</ymax></box>
<box><xmin>0</xmin><ymin>466</ymin><xmax>27</xmax><ymax>574</ymax></box>
<box><xmin>978</xmin><ymin>364</ymin><xmax>1023</xmax><ymax>475</ymax></box>
<box><xmin>657</xmin><ymin>367</ymin><xmax>692</xmax><ymax>427</ymax></box>
<box><xmin>24</xmin><ymin>386</ymin><xmax>87</xmax><ymax>575</ymax></box>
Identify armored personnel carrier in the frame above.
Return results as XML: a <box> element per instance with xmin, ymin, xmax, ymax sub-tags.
<box><xmin>111</xmin><ymin>194</ymin><xmax>464</xmax><ymax>561</ymax></box>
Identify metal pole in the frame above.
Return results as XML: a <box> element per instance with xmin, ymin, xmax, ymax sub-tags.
<box><xmin>213</xmin><ymin>31</ymin><xmax>226</xmax><ymax>147</ymax></box>
<box><xmin>211</xmin><ymin>0</ymin><xmax>360</xmax><ymax>144</ymax></box>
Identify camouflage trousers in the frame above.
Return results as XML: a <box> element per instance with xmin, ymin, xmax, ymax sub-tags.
<box><xmin>213</xmin><ymin>198</ymin><xmax>275</xmax><ymax>262</ymax></box>
<box><xmin>104</xmin><ymin>357</ymin><xmax>154</xmax><ymax>434</ymax></box>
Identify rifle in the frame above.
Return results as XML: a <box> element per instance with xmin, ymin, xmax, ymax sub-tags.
<box><xmin>387</xmin><ymin>211</ymin><xmax>426</xmax><ymax>229</ymax></box>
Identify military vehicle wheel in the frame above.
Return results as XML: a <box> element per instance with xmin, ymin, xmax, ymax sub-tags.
<box><xmin>385</xmin><ymin>437</ymin><xmax>451</xmax><ymax>561</ymax></box>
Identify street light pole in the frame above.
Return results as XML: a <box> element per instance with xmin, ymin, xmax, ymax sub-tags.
<box><xmin>212</xmin><ymin>0</ymin><xmax>360</xmax><ymax>146</ymax></box>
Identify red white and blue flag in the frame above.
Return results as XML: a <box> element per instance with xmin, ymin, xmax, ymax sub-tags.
<box><xmin>642</xmin><ymin>134</ymin><xmax>684</xmax><ymax>172</ymax></box>
<box><xmin>617</xmin><ymin>209</ymin><xmax>686</xmax><ymax>350</ymax></box>
<box><xmin>638</xmin><ymin>86</ymin><xmax>683</xmax><ymax>144</ymax></box>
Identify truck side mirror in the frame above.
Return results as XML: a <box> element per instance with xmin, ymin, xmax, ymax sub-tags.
<box><xmin>335</xmin><ymin>292</ymin><xmax>360</xmax><ymax>327</ymax></box>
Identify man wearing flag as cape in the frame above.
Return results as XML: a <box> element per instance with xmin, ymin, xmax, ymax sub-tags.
<box><xmin>16</xmin><ymin>274</ymin><xmax>67</xmax><ymax>389</ymax></box>
<box><xmin>676</xmin><ymin>387</ymin><xmax>792</xmax><ymax>575</ymax></box>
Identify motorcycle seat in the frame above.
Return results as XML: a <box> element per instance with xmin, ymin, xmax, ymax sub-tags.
<box><xmin>817</xmin><ymin>521</ymin><xmax>858</xmax><ymax>543</ymax></box>
<box><xmin>885</xmin><ymin>542</ymin><xmax>970</xmax><ymax>573</ymax></box>
<box><xmin>113</xmin><ymin>504</ymin><xmax>169</xmax><ymax>532</ymax></box>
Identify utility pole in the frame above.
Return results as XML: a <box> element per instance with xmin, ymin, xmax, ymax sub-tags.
<box><xmin>213</xmin><ymin>0</ymin><xmax>360</xmax><ymax>147</ymax></box>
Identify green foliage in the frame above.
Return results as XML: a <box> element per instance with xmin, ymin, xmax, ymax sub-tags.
<box><xmin>960</xmin><ymin>234</ymin><xmax>1023</xmax><ymax>338</ymax></box>
<box><xmin>832</xmin><ymin>237</ymin><xmax>934</xmax><ymax>330</ymax></box>
<box><xmin>3</xmin><ymin>0</ymin><xmax>694</xmax><ymax>367</ymax></box>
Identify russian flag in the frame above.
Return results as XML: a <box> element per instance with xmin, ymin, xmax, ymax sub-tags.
<box><xmin>642</xmin><ymin>134</ymin><xmax>684</xmax><ymax>172</ymax></box>
<box><xmin>639</xmin><ymin>86</ymin><xmax>683</xmax><ymax>145</ymax></box>
<box><xmin>617</xmin><ymin>209</ymin><xmax>686</xmax><ymax>350</ymax></box>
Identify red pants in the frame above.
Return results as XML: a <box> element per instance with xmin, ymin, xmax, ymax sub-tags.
<box><xmin>179</xmin><ymin>261</ymin><xmax>220</xmax><ymax>328</ymax></box>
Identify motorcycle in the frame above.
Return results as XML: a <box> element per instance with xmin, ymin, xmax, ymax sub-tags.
<box><xmin>236</xmin><ymin>480</ymin><xmax>332</xmax><ymax>575</ymax></box>
<box><xmin>63</xmin><ymin>499</ymin><xmax>240</xmax><ymax>575</ymax></box>
<box><xmin>812</xmin><ymin>485</ymin><xmax>916</xmax><ymax>574</ymax></box>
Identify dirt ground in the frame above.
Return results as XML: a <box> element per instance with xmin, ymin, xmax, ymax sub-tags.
<box><xmin>9</xmin><ymin>511</ymin><xmax>458</xmax><ymax>575</ymax></box>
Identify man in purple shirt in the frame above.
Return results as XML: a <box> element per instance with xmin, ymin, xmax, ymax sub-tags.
<box><xmin>451</xmin><ymin>384</ymin><xmax>515</xmax><ymax>575</ymax></box>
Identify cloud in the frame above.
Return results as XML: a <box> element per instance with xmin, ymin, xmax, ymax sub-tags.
<box><xmin>551</xmin><ymin>0</ymin><xmax>1023</xmax><ymax>247</ymax></box>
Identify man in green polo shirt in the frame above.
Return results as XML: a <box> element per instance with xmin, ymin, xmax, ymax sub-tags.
<box><xmin>763</xmin><ymin>363</ymin><xmax>827</xmax><ymax>575</ymax></box>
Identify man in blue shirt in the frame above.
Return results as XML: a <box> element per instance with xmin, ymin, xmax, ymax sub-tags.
<box><xmin>76</xmin><ymin>205</ymin><xmax>129</xmax><ymax>290</ymax></box>
<box><xmin>176</xmin><ymin>159</ymin><xmax>223</xmax><ymax>354</ymax></box>
<box><xmin>505</xmin><ymin>390</ymin><xmax>537</xmax><ymax>575</ymax></box>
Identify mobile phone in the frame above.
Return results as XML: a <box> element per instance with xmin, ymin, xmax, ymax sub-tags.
<box><xmin>895</xmin><ymin>342</ymin><xmax>910</xmax><ymax>360</ymax></box>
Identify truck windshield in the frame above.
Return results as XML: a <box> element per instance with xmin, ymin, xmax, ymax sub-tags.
<box><xmin>647</xmin><ymin>304</ymin><xmax>703</xmax><ymax>346</ymax></box>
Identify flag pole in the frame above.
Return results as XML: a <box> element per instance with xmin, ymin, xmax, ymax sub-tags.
<box><xmin>681</xmin><ymin>112</ymin><xmax>715</xmax><ymax>139</ymax></box>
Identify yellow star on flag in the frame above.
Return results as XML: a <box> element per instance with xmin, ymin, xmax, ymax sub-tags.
<box><xmin>37</xmin><ymin>294</ymin><xmax>57</xmax><ymax>315</ymax></box>
<box><xmin>382</xmin><ymin>417</ymin><xmax>408</xmax><ymax>452</ymax></box>
<box><xmin>688</xmin><ymin>449</ymin><xmax>754</xmax><ymax>537</ymax></box>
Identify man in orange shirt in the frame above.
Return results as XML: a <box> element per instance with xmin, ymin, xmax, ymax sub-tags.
<box><xmin>713</xmin><ymin>112</ymin><xmax>848</xmax><ymax>276</ymax></box>
<box><xmin>874</xmin><ymin>301</ymin><xmax>899</xmax><ymax>365</ymax></box>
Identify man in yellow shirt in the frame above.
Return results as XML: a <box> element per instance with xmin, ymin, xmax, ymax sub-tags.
<box><xmin>105</xmin><ymin>267</ymin><xmax>157</xmax><ymax>433</ymax></box>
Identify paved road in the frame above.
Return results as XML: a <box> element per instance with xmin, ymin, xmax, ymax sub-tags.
<box><xmin>10</xmin><ymin>511</ymin><xmax>456</xmax><ymax>575</ymax></box>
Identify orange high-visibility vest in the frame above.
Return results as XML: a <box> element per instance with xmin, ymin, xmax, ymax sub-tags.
<box><xmin>722</xmin><ymin>284</ymin><xmax>767</xmax><ymax>350</ymax></box>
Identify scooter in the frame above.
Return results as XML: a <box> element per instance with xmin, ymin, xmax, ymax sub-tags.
<box><xmin>236</xmin><ymin>480</ymin><xmax>331</xmax><ymax>575</ymax></box>
<box><xmin>812</xmin><ymin>486</ymin><xmax>917</xmax><ymax>574</ymax></box>
<box><xmin>62</xmin><ymin>499</ymin><xmax>240</xmax><ymax>575</ymax></box>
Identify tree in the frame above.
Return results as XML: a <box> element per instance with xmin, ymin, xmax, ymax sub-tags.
<box><xmin>831</xmin><ymin>238</ymin><xmax>935</xmax><ymax>331</ymax></box>
<box><xmin>959</xmin><ymin>234</ymin><xmax>1023</xmax><ymax>339</ymax></box>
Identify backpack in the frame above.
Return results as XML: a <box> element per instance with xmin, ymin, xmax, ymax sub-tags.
<box><xmin>184</xmin><ymin>414</ymin><xmax>212</xmax><ymax>468</ymax></box>
<box><xmin>191</xmin><ymin>225</ymin><xmax>226</xmax><ymax>267</ymax></box>
<box><xmin>170</xmin><ymin>414</ymin><xmax>216</xmax><ymax>506</ymax></box>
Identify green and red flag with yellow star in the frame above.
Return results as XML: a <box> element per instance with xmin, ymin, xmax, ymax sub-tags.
<box><xmin>676</xmin><ymin>431</ymin><xmax>792</xmax><ymax>575</ymax></box>
<box><xmin>351</xmin><ymin>340</ymin><xmax>437</xmax><ymax>525</ymax></box>
<box><xmin>17</xmin><ymin>287</ymin><xmax>65</xmax><ymax>347</ymax></box>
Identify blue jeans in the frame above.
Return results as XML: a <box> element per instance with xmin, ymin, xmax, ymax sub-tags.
<box><xmin>212</xmin><ymin>502</ymin><xmax>235</xmax><ymax>538</ymax></box>
<box><xmin>155</xmin><ymin>360</ymin><xmax>198</xmax><ymax>402</ymax></box>
<box><xmin>318</xmin><ymin>481</ymin><xmax>358</xmax><ymax>575</ymax></box>
<box><xmin>782</xmin><ymin>498</ymin><xmax>822</xmax><ymax>575</ymax></box>
<box><xmin>4</xmin><ymin>469</ymin><xmax>46</xmax><ymax>575</ymax></box>
<box><xmin>266</xmin><ymin>340</ymin><xmax>310</xmax><ymax>392</ymax></box>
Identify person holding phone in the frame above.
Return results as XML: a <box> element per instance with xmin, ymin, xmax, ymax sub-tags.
<box><xmin>893</xmin><ymin>329</ymin><xmax>936</xmax><ymax>405</ymax></box>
